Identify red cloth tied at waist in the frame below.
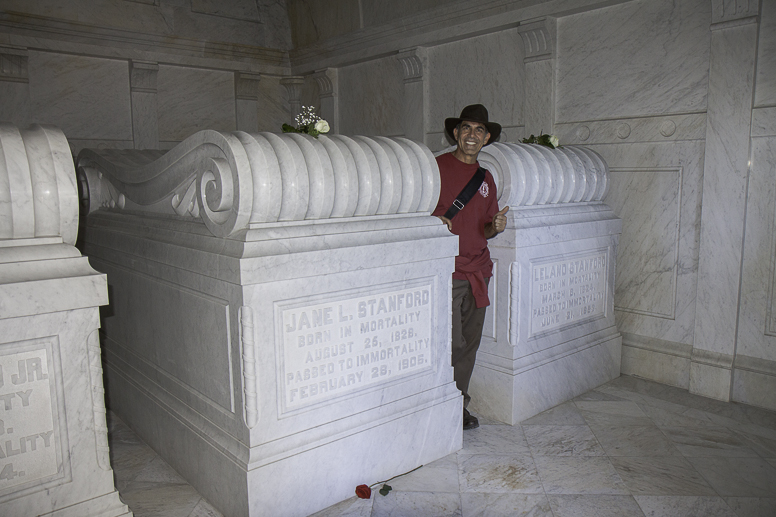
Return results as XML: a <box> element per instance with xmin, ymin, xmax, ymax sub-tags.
<box><xmin>455</xmin><ymin>252</ymin><xmax>492</xmax><ymax>308</ymax></box>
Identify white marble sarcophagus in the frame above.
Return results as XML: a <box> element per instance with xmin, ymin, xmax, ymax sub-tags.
<box><xmin>77</xmin><ymin>131</ymin><xmax>460</xmax><ymax>517</ymax></box>
<box><xmin>468</xmin><ymin>142</ymin><xmax>622</xmax><ymax>425</ymax></box>
<box><xmin>0</xmin><ymin>124</ymin><xmax>130</xmax><ymax>516</ymax></box>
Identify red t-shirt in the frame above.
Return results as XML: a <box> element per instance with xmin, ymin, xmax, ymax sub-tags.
<box><xmin>433</xmin><ymin>152</ymin><xmax>499</xmax><ymax>283</ymax></box>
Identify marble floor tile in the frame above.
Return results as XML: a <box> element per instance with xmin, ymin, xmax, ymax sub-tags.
<box><xmin>589</xmin><ymin>425</ymin><xmax>679</xmax><ymax>456</ymax></box>
<box><xmin>118</xmin><ymin>483</ymin><xmax>209</xmax><ymax>517</ymax></box>
<box><xmin>468</xmin><ymin>409</ymin><xmax>506</xmax><ymax>426</ymax></box>
<box><xmin>370</xmin><ymin>491</ymin><xmax>462</xmax><ymax>517</ymax></box>
<box><xmin>308</xmin><ymin>494</ymin><xmax>374</xmax><ymax>517</ymax></box>
<box><xmin>533</xmin><ymin>456</ymin><xmax>629</xmax><ymax>495</ymax></box>
<box><xmin>661</xmin><ymin>426</ymin><xmax>761</xmax><ymax>457</ymax></box>
<box><xmin>386</xmin><ymin>454</ymin><xmax>461</xmax><ymax>493</ymax></box>
<box><xmin>723</xmin><ymin>497</ymin><xmax>776</xmax><ymax>517</ymax></box>
<box><xmin>687</xmin><ymin>456</ymin><xmax>776</xmax><ymax>497</ymax></box>
<box><xmin>609</xmin><ymin>456</ymin><xmax>717</xmax><ymax>496</ymax></box>
<box><xmin>458</xmin><ymin>454</ymin><xmax>543</xmax><ymax>493</ymax></box>
<box><xmin>575</xmin><ymin>400</ymin><xmax>654</xmax><ymax>427</ymax></box>
<box><xmin>460</xmin><ymin>423</ymin><xmax>530</xmax><ymax>455</ymax></box>
<box><xmin>572</xmin><ymin>389</ymin><xmax>627</xmax><ymax>403</ymax></box>
<box><xmin>460</xmin><ymin>492</ymin><xmax>553</xmax><ymax>516</ymax></box>
<box><xmin>633</xmin><ymin>496</ymin><xmax>738</xmax><ymax>516</ymax></box>
<box><xmin>737</xmin><ymin>430</ymin><xmax>776</xmax><ymax>458</ymax></box>
<box><xmin>520</xmin><ymin>401</ymin><xmax>588</xmax><ymax>425</ymax></box>
<box><xmin>523</xmin><ymin>425</ymin><xmax>606</xmax><ymax>456</ymax></box>
<box><xmin>546</xmin><ymin>494</ymin><xmax>645</xmax><ymax>516</ymax></box>
<box><xmin>637</xmin><ymin>401</ymin><xmax>717</xmax><ymax>428</ymax></box>
<box><xmin>105</xmin><ymin>376</ymin><xmax>776</xmax><ymax>516</ymax></box>
<box><xmin>188</xmin><ymin>498</ymin><xmax>224</xmax><ymax>517</ymax></box>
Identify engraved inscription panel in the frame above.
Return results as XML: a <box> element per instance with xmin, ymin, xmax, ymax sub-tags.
<box><xmin>530</xmin><ymin>251</ymin><xmax>608</xmax><ymax>336</ymax></box>
<box><xmin>278</xmin><ymin>281</ymin><xmax>434</xmax><ymax>413</ymax></box>
<box><xmin>0</xmin><ymin>343</ymin><xmax>64</xmax><ymax>495</ymax></box>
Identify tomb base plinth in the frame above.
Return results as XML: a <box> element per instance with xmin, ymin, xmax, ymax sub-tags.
<box><xmin>0</xmin><ymin>240</ymin><xmax>131</xmax><ymax>517</ymax></box>
<box><xmin>86</xmin><ymin>212</ymin><xmax>461</xmax><ymax>517</ymax></box>
<box><xmin>469</xmin><ymin>204</ymin><xmax>622</xmax><ymax>424</ymax></box>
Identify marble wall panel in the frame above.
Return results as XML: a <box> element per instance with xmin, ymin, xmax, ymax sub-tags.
<box><xmin>737</xmin><ymin>137</ymin><xmax>776</xmax><ymax>363</ymax></box>
<box><xmin>754</xmin><ymin>0</ymin><xmax>776</xmax><ymax>107</ymax></box>
<box><xmin>606</xmin><ymin>167</ymin><xmax>680</xmax><ymax>318</ymax></box>
<box><xmin>27</xmin><ymin>51</ymin><xmax>132</xmax><ymax>141</ymax></box>
<box><xmin>362</xmin><ymin>0</ymin><xmax>447</xmax><ymax>27</ymax></box>
<box><xmin>598</xmin><ymin>140</ymin><xmax>704</xmax><ymax>347</ymax></box>
<box><xmin>427</xmin><ymin>28</ymin><xmax>524</xmax><ymax>147</ymax></box>
<box><xmin>257</xmin><ymin>76</ymin><xmax>293</xmax><ymax>132</ymax></box>
<box><xmin>0</xmin><ymin>82</ymin><xmax>30</xmax><ymax>128</ymax></box>
<box><xmin>191</xmin><ymin>0</ymin><xmax>259</xmax><ymax>21</ymax></box>
<box><xmin>287</xmin><ymin>0</ymin><xmax>361</xmax><ymax>48</ymax></box>
<box><xmin>556</xmin><ymin>0</ymin><xmax>710</xmax><ymax>123</ymax></box>
<box><xmin>338</xmin><ymin>55</ymin><xmax>403</xmax><ymax>137</ymax></box>
<box><xmin>157</xmin><ymin>65</ymin><xmax>235</xmax><ymax>144</ymax></box>
<box><xmin>258</xmin><ymin>0</ymin><xmax>294</xmax><ymax>50</ymax></box>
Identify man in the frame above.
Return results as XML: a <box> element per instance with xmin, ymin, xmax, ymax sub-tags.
<box><xmin>434</xmin><ymin>104</ymin><xmax>509</xmax><ymax>430</ymax></box>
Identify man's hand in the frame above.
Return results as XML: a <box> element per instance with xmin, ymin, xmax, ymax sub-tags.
<box><xmin>485</xmin><ymin>205</ymin><xmax>509</xmax><ymax>238</ymax></box>
<box><xmin>438</xmin><ymin>215</ymin><xmax>453</xmax><ymax>232</ymax></box>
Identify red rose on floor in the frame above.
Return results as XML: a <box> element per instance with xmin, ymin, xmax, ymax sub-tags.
<box><xmin>355</xmin><ymin>484</ymin><xmax>371</xmax><ymax>499</ymax></box>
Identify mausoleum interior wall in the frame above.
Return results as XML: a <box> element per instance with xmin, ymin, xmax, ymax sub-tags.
<box><xmin>0</xmin><ymin>0</ymin><xmax>292</xmax><ymax>153</ymax></box>
<box><xmin>285</xmin><ymin>0</ymin><xmax>776</xmax><ymax>410</ymax></box>
<box><xmin>337</xmin><ymin>55</ymin><xmax>405</xmax><ymax>137</ymax></box>
<box><xmin>3</xmin><ymin>0</ymin><xmax>776</xmax><ymax>411</ymax></box>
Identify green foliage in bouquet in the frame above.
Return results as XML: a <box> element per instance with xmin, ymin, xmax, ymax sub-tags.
<box><xmin>522</xmin><ymin>133</ymin><xmax>560</xmax><ymax>149</ymax></box>
<box><xmin>282</xmin><ymin>106</ymin><xmax>330</xmax><ymax>138</ymax></box>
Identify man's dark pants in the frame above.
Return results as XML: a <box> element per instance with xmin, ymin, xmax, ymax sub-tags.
<box><xmin>451</xmin><ymin>278</ymin><xmax>488</xmax><ymax>408</ymax></box>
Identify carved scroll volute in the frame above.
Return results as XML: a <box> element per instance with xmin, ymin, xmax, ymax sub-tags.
<box><xmin>192</xmin><ymin>131</ymin><xmax>254</xmax><ymax>237</ymax></box>
<box><xmin>241</xmin><ymin>306</ymin><xmax>259</xmax><ymax>429</ymax></box>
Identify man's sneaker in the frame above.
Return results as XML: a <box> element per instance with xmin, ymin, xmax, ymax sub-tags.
<box><xmin>463</xmin><ymin>409</ymin><xmax>479</xmax><ymax>430</ymax></box>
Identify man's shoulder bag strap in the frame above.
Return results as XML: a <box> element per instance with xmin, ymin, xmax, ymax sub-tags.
<box><xmin>443</xmin><ymin>167</ymin><xmax>486</xmax><ymax>220</ymax></box>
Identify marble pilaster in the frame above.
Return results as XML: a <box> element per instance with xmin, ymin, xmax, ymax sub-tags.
<box><xmin>235</xmin><ymin>71</ymin><xmax>261</xmax><ymax>133</ymax></box>
<box><xmin>280</xmin><ymin>75</ymin><xmax>305</xmax><ymax>120</ymax></box>
<box><xmin>0</xmin><ymin>45</ymin><xmax>30</xmax><ymax>128</ymax></box>
<box><xmin>518</xmin><ymin>18</ymin><xmax>556</xmax><ymax>138</ymax></box>
<box><xmin>690</xmin><ymin>0</ymin><xmax>760</xmax><ymax>401</ymax></box>
<box><xmin>311</xmin><ymin>68</ymin><xmax>339</xmax><ymax>133</ymax></box>
<box><xmin>395</xmin><ymin>48</ymin><xmax>428</xmax><ymax>144</ymax></box>
<box><xmin>129</xmin><ymin>60</ymin><xmax>159</xmax><ymax>150</ymax></box>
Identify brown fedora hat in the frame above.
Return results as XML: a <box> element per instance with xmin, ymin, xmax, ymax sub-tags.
<box><xmin>445</xmin><ymin>104</ymin><xmax>501</xmax><ymax>145</ymax></box>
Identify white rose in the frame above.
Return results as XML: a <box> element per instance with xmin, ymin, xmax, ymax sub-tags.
<box><xmin>549</xmin><ymin>135</ymin><xmax>559</xmax><ymax>148</ymax></box>
<box><xmin>314</xmin><ymin>119</ymin><xmax>330</xmax><ymax>134</ymax></box>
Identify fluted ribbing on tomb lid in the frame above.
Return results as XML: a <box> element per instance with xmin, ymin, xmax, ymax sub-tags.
<box><xmin>77</xmin><ymin>131</ymin><xmax>441</xmax><ymax>238</ymax></box>
<box><xmin>477</xmin><ymin>143</ymin><xmax>610</xmax><ymax>207</ymax></box>
<box><xmin>0</xmin><ymin>123</ymin><xmax>79</xmax><ymax>245</ymax></box>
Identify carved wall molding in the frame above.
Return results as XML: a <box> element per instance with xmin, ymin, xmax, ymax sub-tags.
<box><xmin>241</xmin><ymin>306</ymin><xmax>259</xmax><ymax>429</ymax></box>
<box><xmin>77</xmin><ymin>131</ymin><xmax>440</xmax><ymax>237</ymax></box>
<box><xmin>280</xmin><ymin>76</ymin><xmax>305</xmax><ymax>118</ymax></box>
<box><xmin>509</xmin><ymin>261</ymin><xmax>519</xmax><ymax>346</ymax></box>
<box><xmin>395</xmin><ymin>48</ymin><xmax>425</xmax><ymax>83</ymax></box>
<box><xmin>518</xmin><ymin>18</ymin><xmax>555</xmax><ymax>63</ymax></box>
<box><xmin>236</xmin><ymin>71</ymin><xmax>261</xmax><ymax>100</ymax></box>
<box><xmin>554</xmin><ymin>113</ymin><xmax>707</xmax><ymax>145</ymax></box>
<box><xmin>0</xmin><ymin>46</ymin><xmax>28</xmax><ymax>83</ymax></box>
<box><xmin>311</xmin><ymin>68</ymin><xmax>336</xmax><ymax>98</ymax></box>
<box><xmin>86</xmin><ymin>330</ymin><xmax>111</xmax><ymax>471</ymax></box>
<box><xmin>711</xmin><ymin>0</ymin><xmax>760</xmax><ymax>26</ymax></box>
<box><xmin>130</xmin><ymin>60</ymin><xmax>159</xmax><ymax>93</ymax></box>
